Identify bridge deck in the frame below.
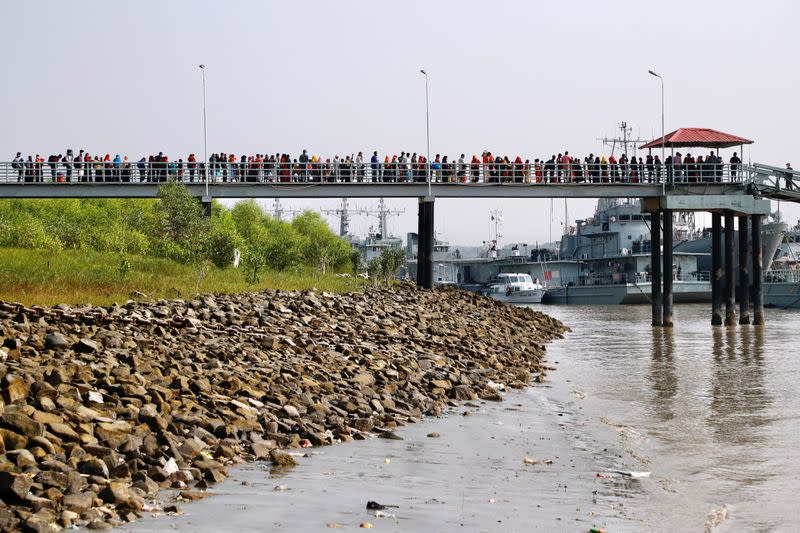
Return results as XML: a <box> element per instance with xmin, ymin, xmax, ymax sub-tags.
<box><xmin>0</xmin><ymin>182</ymin><xmax>747</xmax><ymax>199</ymax></box>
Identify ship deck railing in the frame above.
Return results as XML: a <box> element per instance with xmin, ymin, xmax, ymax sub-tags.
<box><xmin>558</xmin><ymin>270</ymin><xmax>711</xmax><ymax>287</ymax></box>
<box><xmin>765</xmin><ymin>269</ymin><xmax>800</xmax><ymax>283</ymax></box>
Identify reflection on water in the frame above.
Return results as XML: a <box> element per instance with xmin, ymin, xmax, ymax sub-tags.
<box><xmin>709</xmin><ymin>325</ymin><xmax>773</xmax><ymax>447</ymax></box>
<box><xmin>648</xmin><ymin>328</ymin><xmax>677</xmax><ymax>422</ymax></box>
<box><xmin>541</xmin><ymin>304</ymin><xmax>800</xmax><ymax>529</ymax></box>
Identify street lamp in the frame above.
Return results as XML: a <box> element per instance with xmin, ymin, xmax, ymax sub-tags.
<box><xmin>199</xmin><ymin>64</ymin><xmax>209</xmax><ymax>198</ymax></box>
<box><xmin>420</xmin><ymin>69</ymin><xmax>431</xmax><ymax>196</ymax></box>
<box><xmin>648</xmin><ymin>70</ymin><xmax>665</xmax><ymax>173</ymax></box>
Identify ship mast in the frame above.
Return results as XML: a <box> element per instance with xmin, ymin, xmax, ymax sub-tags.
<box><xmin>272</xmin><ymin>198</ymin><xmax>303</xmax><ymax>221</ymax></box>
<box><xmin>320</xmin><ymin>198</ymin><xmax>369</xmax><ymax>237</ymax></box>
<box><xmin>359</xmin><ymin>198</ymin><xmax>404</xmax><ymax>238</ymax></box>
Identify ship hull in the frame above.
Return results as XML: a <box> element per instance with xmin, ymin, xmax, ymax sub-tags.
<box><xmin>763</xmin><ymin>282</ymin><xmax>800</xmax><ymax>309</ymax></box>
<box><xmin>673</xmin><ymin>221</ymin><xmax>786</xmax><ymax>275</ymax></box>
<box><xmin>485</xmin><ymin>289</ymin><xmax>545</xmax><ymax>304</ymax></box>
<box><xmin>543</xmin><ymin>281</ymin><xmax>710</xmax><ymax>305</ymax></box>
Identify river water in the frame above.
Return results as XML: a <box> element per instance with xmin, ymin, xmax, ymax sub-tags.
<box><xmin>541</xmin><ymin>303</ymin><xmax>800</xmax><ymax>531</ymax></box>
<box><xmin>126</xmin><ymin>304</ymin><xmax>800</xmax><ymax>532</ymax></box>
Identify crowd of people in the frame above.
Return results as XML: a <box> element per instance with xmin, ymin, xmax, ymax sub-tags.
<box><xmin>6</xmin><ymin>148</ymin><xmax>787</xmax><ymax>185</ymax></box>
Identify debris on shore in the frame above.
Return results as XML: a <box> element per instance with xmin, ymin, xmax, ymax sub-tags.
<box><xmin>0</xmin><ymin>284</ymin><xmax>566</xmax><ymax>530</ymax></box>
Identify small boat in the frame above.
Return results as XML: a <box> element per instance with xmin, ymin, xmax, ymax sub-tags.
<box><xmin>482</xmin><ymin>273</ymin><xmax>545</xmax><ymax>304</ymax></box>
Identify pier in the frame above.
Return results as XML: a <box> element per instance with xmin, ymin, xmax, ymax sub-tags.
<box><xmin>1</xmin><ymin>155</ymin><xmax>798</xmax><ymax>328</ymax></box>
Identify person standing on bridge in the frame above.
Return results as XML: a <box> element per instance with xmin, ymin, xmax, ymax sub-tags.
<box><xmin>370</xmin><ymin>151</ymin><xmax>380</xmax><ymax>182</ymax></box>
<box><xmin>12</xmin><ymin>152</ymin><xmax>23</xmax><ymax>182</ymax></box>
<box><xmin>672</xmin><ymin>152</ymin><xmax>682</xmax><ymax>182</ymax></box>
<box><xmin>471</xmin><ymin>154</ymin><xmax>480</xmax><ymax>182</ymax></box>
<box><xmin>729</xmin><ymin>152</ymin><xmax>741</xmax><ymax>181</ymax></box>
<box><xmin>785</xmin><ymin>163</ymin><xmax>795</xmax><ymax>191</ymax></box>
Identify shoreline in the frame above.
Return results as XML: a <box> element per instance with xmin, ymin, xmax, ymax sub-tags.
<box><xmin>0</xmin><ymin>285</ymin><xmax>566</xmax><ymax>531</ymax></box>
<box><xmin>123</xmin><ymin>380</ymin><xmax>643</xmax><ymax>532</ymax></box>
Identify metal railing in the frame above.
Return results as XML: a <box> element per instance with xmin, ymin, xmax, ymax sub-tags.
<box><xmin>746</xmin><ymin>163</ymin><xmax>800</xmax><ymax>196</ymax></box>
<box><xmin>764</xmin><ymin>269</ymin><xmax>800</xmax><ymax>283</ymax></box>
<box><xmin>560</xmin><ymin>270</ymin><xmax>710</xmax><ymax>287</ymax></box>
<box><xmin>0</xmin><ymin>159</ymin><xmax>753</xmax><ymax>186</ymax></box>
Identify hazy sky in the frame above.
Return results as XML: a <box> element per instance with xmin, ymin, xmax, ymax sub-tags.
<box><xmin>2</xmin><ymin>0</ymin><xmax>798</xmax><ymax>245</ymax></box>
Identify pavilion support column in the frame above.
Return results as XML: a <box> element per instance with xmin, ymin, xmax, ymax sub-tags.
<box><xmin>738</xmin><ymin>215</ymin><xmax>751</xmax><ymax>324</ymax></box>
<box><xmin>416</xmin><ymin>196</ymin><xmax>435</xmax><ymax>289</ymax></box>
<box><xmin>650</xmin><ymin>210</ymin><xmax>662</xmax><ymax>327</ymax></box>
<box><xmin>711</xmin><ymin>213</ymin><xmax>723</xmax><ymax>326</ymax></box>
<box><xmin>724</xmin><ymin>211</ymin><xmax>736</xmax><ymax>326</ymax></box>
<box><xmin>752</xmin><ymin>214</ymin><xmax>765</xmax><ymax>325</ymax></box>
<box><xmin>661</xmin><ymin>209</ymin><xmax>673</xmax><ymax>328</ymax></box>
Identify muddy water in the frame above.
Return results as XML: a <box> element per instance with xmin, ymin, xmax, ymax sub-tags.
<box><xmin>541</xmin><ymin>304</ymin><xmax>800</xmax><ymax>531</ymax></box>
<box><xmin>126</xmin><ymin>304</ymin><xmax>800</xmax><ymax>532</ymax></box>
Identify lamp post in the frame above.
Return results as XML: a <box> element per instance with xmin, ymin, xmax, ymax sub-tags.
<box><xmin>648</xmin><ymin>70</ymin><xmax>665</xmax><ymax>171</ymax></box>
<box><xmin>199</xmin><ymin>64</ymin><xmax>209</xmax><ymax>198</ymax></box>
<box><xmin>420</xmin><ymin>69</ymin><xmax>431</xmax><ymax>196</ymax></box>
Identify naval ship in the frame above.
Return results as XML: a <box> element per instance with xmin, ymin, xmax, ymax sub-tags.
<box><xmin>764</xmin><ymin>217</ymin><xmax>800</xmax><ymax>309</ymax></box>
<box><xmin>426</xmin><ymin>198</ymin><xmax>784</xmax><ymax>305</ymax></box>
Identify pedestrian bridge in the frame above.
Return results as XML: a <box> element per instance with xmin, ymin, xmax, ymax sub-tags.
<box><xmin>0</xmin><ymin>161</ymin><xmax>797</xmax><ymax>202</ymax></box>
<box><xmin>2</xmin><ymin>160</ymin><xmax>798</xmax><ymax>329</ymax></box>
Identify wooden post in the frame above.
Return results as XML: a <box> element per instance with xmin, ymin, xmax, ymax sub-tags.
<box><xmin>738</xmin><ymin>215</ymin><xmax>750</xmax><ymax>324</ymax></box>
<box><xmin>724</xmin><ymin>211</ymin><xmax>736</xmax><ymax>325</ymax></box>
<box><xmin>711</xmin><ymin>213</ymin><xmax>723</xmax><ymax>325</ymax></box>
<box><xmin>752</xmin><ymin>214</ymin><xmax>764</xmax><ymax>325</ymax></box>
<box><xmin>650</xmin><ymin>211</ymin><xmax>662</xmax><ymax>326</ymax></box>
<box><xmin>662</xmin><ymin>209</ymin><xmax>673</xmax><ymax>328</ymax></box>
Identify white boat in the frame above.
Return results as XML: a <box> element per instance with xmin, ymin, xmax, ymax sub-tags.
<box><xmin>482</xmin><ymin>273</ymin><xmax>545</xmax><ymax>304</ymax></box>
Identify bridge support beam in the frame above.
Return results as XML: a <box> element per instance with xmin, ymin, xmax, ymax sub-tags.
<box><xmin>752</xmin><ymin>214</ymin><xmax>765</xmax><ymax>325</ymax></box>
<box><xmin>661</xmin><ymin>209</ymin><xmax>673</xmax><ymax>328</ymax></box>
<box><xmin>711</xmin><ymin>213</ymin><xmax>723</xmax><ymax>325</ymax></box>
<box><xmin>416</xmin><ymin>196</ymin><xmax>435</xmax><ymax>289</ymax></box>
<box><xmin>650</xmin><ymin>211</ymin><xmax>662</xmax><ymax>327</ymax></box>
<box><xmin>201</xmin><ymin>196</ymin><xmax>212</xmax><ymax>218</ymax></box>
<box><xmin>738</xmin><ymin>215</ymin><xmax>751</xmax><ymax>324</ymax></box>
<box><xmin>724</xmin><ymin>211</ymin><xmax>736</xmax><ymax>325</ymax></box>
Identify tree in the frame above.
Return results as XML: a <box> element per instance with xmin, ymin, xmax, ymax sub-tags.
<box><xmin>151</xmin><ymin>182</ymin><xmax>210</xmax><ymax>263</ymax></box>
<box><xmin>368</xmin><ymin>247</ymin><xmax>406</xmax><ymax>283</ymax></box>
<box><xmin>291</xmin><ymin>211</ymin><xmax>352</xmax><ymax>273</ymax></box>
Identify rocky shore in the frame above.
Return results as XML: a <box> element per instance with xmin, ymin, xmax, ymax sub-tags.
<box><xmin>0</xmin><ymin>284</ymin><xmax>566</xmax><ymax>531</ymax></box>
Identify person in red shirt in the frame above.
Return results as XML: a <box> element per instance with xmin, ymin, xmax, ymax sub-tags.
<box><xmin>187</xmin><ymin>153</ymin><xmax>197</xmax><ymax>182</ymax></box>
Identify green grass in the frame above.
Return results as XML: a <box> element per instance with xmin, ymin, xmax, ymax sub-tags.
<box><xmin>0</xmin><ymin>248</ymin><xmax>364</xmax><ymax>306</ymax></box>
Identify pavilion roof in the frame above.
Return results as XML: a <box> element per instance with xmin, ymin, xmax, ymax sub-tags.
<box><xmin>640</xmin><ymin>128</ymin><xmax>754</xmax><ymax>149</ymax></box>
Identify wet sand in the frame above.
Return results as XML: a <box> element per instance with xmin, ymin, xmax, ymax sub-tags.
<box><xmin>124</xmin><ymin>381</ymin><xmax>652</xmax><ymax>532</ymax></box>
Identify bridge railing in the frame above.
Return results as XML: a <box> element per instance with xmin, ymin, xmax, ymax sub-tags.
<box><xmin>746</xmin><ymin>163</ymin><xmax>799</xmax><ymax>194</ymax></box>
<box><xmin>0</xmin><ymin>160</ymin><xmax>751</xmax><ymax>186</ymax></box>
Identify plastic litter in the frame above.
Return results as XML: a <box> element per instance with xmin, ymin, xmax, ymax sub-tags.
<box><xmin>373</xmin><ymin>510</ymin><xmax>396</xmax><ymax>519</ymax></box>
<box><xmin>589</xmin><ymin>528</ymin><xmax>606</xmax><ymax>533</ymax></box>
<box><xmin>163</xmin><ymin>457</ymin><xmax>179</xmax><ymax>476</ymax></box>
<box><xmin>614</xmin><ymin>470</ymin><xmax>651</xmax><ymax>478</ymax></box>
<box><xmin>359</xmin><ymin>523</ymin><xmax>374</xmax><ymax>529</ymax></box>
<box><xmin>487</xmin><ymin>380</ymin><xmax>505</xmax><ymax>391</ymax></box>
<box><xmin>366</xmin><ymin>501</ymin><xmax>399</xmax><ymax>510</ymax></box>
<box><xmin>523</xmin><ymin>456</ymin><xmax>553</xmax><ymax>465</ymax></box>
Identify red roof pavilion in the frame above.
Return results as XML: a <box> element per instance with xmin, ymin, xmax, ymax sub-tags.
<box><xmin>640</xmin><ymin>128</ymin><xmax>754</xmax><ymax>149</ymax></box>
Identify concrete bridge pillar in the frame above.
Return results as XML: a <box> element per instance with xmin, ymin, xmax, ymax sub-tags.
<box><xmin>711</xmin><ymin>213</ymin><xmax>723</xmax><ymax>325</ymax></box>
<box><xmin>751</xmin><ymin>214</ymin><xmax>765</xmax><ymax>325</ymax></box>
<box><xmin>661</xmin><ymin>209</ymin><xmax>673</xmax><ymax>328</ymax></box>
<box><xmin>416</xmin><ymin>196</ymin><xmax>435</xmax><ymax>289</ymax></box>
<box><xmin>650</xmin><ymin>210</ymin><xmax>662</xmax><ymax>326</ymax></box>
<box><xmin>738</xmin><ymin>215</ymin><xmax>751</xmax><ymax>324</ymax></box>
<box><xmin>201</xmin><ymin>196</ymin><xmax>212</xmax><ymax>217</ymax></box>
<box><xmin>724</xmin><ymin>211</ymin><xmax>736</xmax><ymax>325</ymax></box>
